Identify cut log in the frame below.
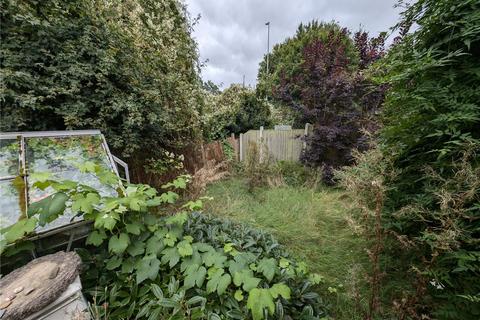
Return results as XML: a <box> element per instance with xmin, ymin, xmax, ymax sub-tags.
<box><xmin>0</xmin><ymin>251</ymin><xmax>81</xmax><ymax>320</ymax></box>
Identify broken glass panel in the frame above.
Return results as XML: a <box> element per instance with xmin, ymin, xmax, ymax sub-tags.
<box><xmin>25</xmin><ymin>135</ymin><xmax>117</xmax><ymax>232</ymax></box>
<box><xmin>0</xmin><ymin>178</ymin><xmax>24</xmax><ymax>228</ymax></box>
<box><xmin>0</xmin><ymin>139</ymin><xmax>19</xmax><ymax>178</ymax></box>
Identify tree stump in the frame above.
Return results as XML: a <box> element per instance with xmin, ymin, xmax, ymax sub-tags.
<box><xmin>0</xmin><ymin>251</ymin><xmax>82</xmax><ymax>320</ymax></box>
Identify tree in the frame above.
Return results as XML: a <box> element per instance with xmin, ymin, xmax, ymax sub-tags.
<box><xmin>0</xmin><ymin>0</ymin><xmax>203</xmax><ymax>168</ymax></box>
<box><xmin>202</xmin><ymin>84</ymin><xmax>270</xmax><ymax>141</ymax></box>
<box><xmin>274</xmin><ymin>26</ymin><xmax>385</xmax><ymax>183</ymax></box>
<box><xmin>257</xmin><ymin>21</ymin><xmax>360</xmax><ymax>127</ymax></box>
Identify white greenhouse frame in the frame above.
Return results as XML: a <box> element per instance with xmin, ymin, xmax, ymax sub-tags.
<box><xmin>0</xmin><ymin>130</ymin><xmax>129</xmax><ymax>263</ymax></box>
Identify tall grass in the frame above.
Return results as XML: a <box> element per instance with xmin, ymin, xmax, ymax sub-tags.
<box><xmin>203</xmin><ymin>177</ymin><xmax>370</xmax><ymax>319</ymax></box>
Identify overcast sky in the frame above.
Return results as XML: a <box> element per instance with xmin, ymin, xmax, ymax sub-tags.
<box><xmin>184</xmin><ymin>0</ymin><xmax>403</xmax><ymax>88</ymax></box>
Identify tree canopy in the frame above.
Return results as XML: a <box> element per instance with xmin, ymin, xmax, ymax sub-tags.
<box><xmin>202</xmin><ymin>84</ymin><xmax>271</xmax><ymax>141</ymax></box>
<box><xmin>1</xmin><ymin>0</ymin><xmax>204</xmax><ymax>160</ymax></box>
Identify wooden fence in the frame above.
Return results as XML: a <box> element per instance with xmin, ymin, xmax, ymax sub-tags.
<box><xmin>238</xmin><ymin>124</ymin><xmax>311</xmax><ymax>162</ymax></box>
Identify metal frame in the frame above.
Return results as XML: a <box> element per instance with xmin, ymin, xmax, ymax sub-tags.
<box><xmin>0</xmin><ymin>130</ymin><xmax>130</xmax><ymax>250</ymax></box>
<box><xmin>0</xmin><ymin>129</ymin><xmax>102</xmax><ymax>139</ymax></box>
<box><xmin>112</xmin><ymin>155</ymin><xmax>130</xmax><ymax>183</ymax></box>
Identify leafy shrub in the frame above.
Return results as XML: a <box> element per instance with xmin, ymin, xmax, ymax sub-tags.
<box><xmin>4</xmin><ymin>166</ymin><xmax>328</xmax><ymax>319</ymax></box>
<box><xmin>339</xmin><ymin>0</ymin><xmax>480</xmax><ymax>318</ymax></box>
<box><xmin>0</xmin><ymin>0</ymin><xmax>203</xmax><ymax>163</ymax></box>
<box><xmin>203</xmin><ymin>85</ymin><xmax>271</xmax><ymax>141</ymax></box>
<box><xmin>274</xmin><ymin>161</ymin><xmax>321</xmax><ymax>188</ymax></box>
<box><xmin>272</xmin><ymin>25</ymin><xmax>385</xmax><ymax>184</ymax></box>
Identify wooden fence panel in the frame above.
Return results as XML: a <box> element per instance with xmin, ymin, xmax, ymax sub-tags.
<box><xmin>239</xmin><ymin>126</ymin><xmax>308</xmax><ymax>162</ymax></box>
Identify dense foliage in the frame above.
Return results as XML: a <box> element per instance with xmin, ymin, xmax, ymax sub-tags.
<box><xmin>268</xmin><ymin>23</ymin><xmax>384</xmax><ymax>183</ymax></box>
<box><xmin>3</xmin><ymin>167</ymin><xmax>327</xmax><ymax>319</ymax></box>
<box><xmin>340</xmin><ymin>0</ymin><xmax>480</xmax><ymax>318</ymax></box>
<box><xmin>0</xmin><ymin>0</ymin><xmax>203</xmax><ymax>161</ymax></box>
<box><xmin>203</xmin><ymin>84</ymin><xmax>271</xmax><ymax>141</ymax></box>
<box><xmin>257</xmin><ymin>21</ymin><xmax>358</xmax><ymax>106</ymax></box>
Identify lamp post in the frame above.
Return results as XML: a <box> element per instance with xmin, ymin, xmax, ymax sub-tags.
<box><xmin>265</xmin><ymin>21</ymin><xmax>270</xmax><ymax>76</ymax></box>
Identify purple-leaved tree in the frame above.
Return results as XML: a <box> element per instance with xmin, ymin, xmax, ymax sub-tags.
<box><xmin>275</xmin><ymin>29</ymin><xmax>385</xmax><ymax>183</ymax></box>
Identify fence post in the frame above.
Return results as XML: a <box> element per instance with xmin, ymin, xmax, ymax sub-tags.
<box><xmin>259</xmin><ymin>126</ymin><xmax>264</xmax><ymax>163</ymax></box>
<box><xmin>303</xmin><ymin>123</ymin><xmax>310</xmax><ymax>150</ymax></box>
<box><xmin>239</xmin><ymin>133</ymin><xmax>243</xmax><ymax>161</ymax></box>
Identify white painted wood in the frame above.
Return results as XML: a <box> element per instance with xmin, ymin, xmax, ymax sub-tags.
<box><xmin>239</xmin><ymin>133</ymin><xmax>243</xmax><ymax>161</ymax></box>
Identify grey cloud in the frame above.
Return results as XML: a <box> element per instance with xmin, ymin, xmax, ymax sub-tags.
<box><xmin>185</xmin><ymin>0</ymin><xmax>402</xmax><ymax>88</ymax></box>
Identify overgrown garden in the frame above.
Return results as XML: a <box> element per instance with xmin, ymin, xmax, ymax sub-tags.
<box><xmin>1</xmin><ymin>0</ymin><xmax>479</xmax><ymax>319</ymax></box>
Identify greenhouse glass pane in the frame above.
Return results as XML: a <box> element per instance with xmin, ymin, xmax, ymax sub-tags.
<box><xmin>0</xmin><ymin>179</ymin><xmax>24</xmax><ymax>229</ymax></box>
<box><xmin>25</xmin><ymin>135</ymin><xmax>117</xmax><ymax>232</ymax></box>
<box><xmin>0</xmin><ymin>139</ymin><xmax>19</xmax><ymax>178</ymax></box>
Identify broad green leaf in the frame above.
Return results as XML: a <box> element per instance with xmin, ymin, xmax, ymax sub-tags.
<box><xmin>30</xmin><ymin>172</ymin><xmax>52</xmax><ymax>182</ymax></box>
<box><xmin>295</xmin><ymin>261</ymin><xmax>308</xmax><ymax>274</ymax></box>
<box><xmin>233</xmin><ymin>269</ymin><xmax>261</xmax><ymax>292</ymax></box>
<box><xmin>128</xmin><ymin>197</ymin><xmax>143</xmax><ymax>211</ymax></box>
<box><xmin>247</xmin><ymin>288</ymin><xmax>275</xmax><ymax>320</ymax></box>
<box><xmin>3</xmin><ymin>218</ymin><xmax>37</xmax><ymax>243</ymax></box>
<box><xmin>193</xmin><ymin>242</ymin><xmax>214</xmax><ymax>252</ymax></box>
<box><xmin>234</xmin><ymin>252</ymin><xmax>256</xmax><ymax>265</ymax></box>
<box><xmin>86</xmin><ymin>229</ymin><xmax>107</xmax><ymax>246</ymax></box>
<box><xmin>177</xmin><ymin>240</ymin><xmax>193</xmax><ymax>257</ymax></box>
<box><xmin>257</xmin><ymin>258</ymin><xmax>277</xmax><ymax>282</ymax></box>
<box><xmin>229</xmin><ymin>260</ymin><xmax>246</xmax><ymax>275</ymax></box>
<box><xmin>127</xmin><ymin>240</ymin><xmax>145</xmax><ymax>256</ymax></box>
<box><xmin>186</xmin><ymin>296</ymin><xmax>206</xmax><ymax>306</ymax></box>
<box><xmin>269</xmin><ymin>283</ymin><xmax>291</xmax><ymax>299</ymax></box>
<box><xmin>308</xmin><ymin>273</ymin><xmax>324</xmax><ymax>284</ymax></box>
<box><xmin>224</xmin><ymin>243</ymin><xmax>234</xmax><ymax>253</ymax></box>
<box><xmin>217</xmin><ymin>273</ymin><xmax>231</xmax><ymax>295</ymax></box>
<box><xmin>184</xmin><ymin>264</ymin><xmax>207</xmax><ymax>289</ymax></box>
<box><xmin>51</xmin><ymin>180</ymin><xmax>77</xmax><ymax>191</ymax></box>
<box><xmin>161</xmin><ymin>247</ymin><xmax>180</xmax><ymax>268</ymax></box>
<box><xmin>162</xmin><ymin>176</ymin><xmax>188</xmax><ymax>190</ymax></box>
<box><xmin>94</xmin><ymin>212</ymin><xmax>118</xmax><ymax>231</ymax></box>
<box><xmin>151</xmin><ymin>284</ymin><xmax>164</xmax><ymax>300</ymax></box>
<box><xmin>206</xmin><ymin>268</ymin><xmax>231</xmax><ymax>295</ymax></box>
<box><xmin>121</xmin><ymin>257</ymin><xmax>135</xmax><ymax>274</ymax></box>
<box><xmin>234</xmin><ymin>290</ymin><xmax>244</xmax><ymax>302</ymax></box>
<box><xmin>109</xmin><ymin>233</ymin><xmax>130</xmax><ymax>254</ymax></box>
<box><xmin>203</xmin><ymin>250</ymin><xmax>227</xmax><ymax>268</ymax></box>
<box><xmin>146</xmin><ymin>236</ymin><xmax>164</xmax><ymax>256</ymax></box>
<box><xmin>125</xmin><ymin>223</ymin><xmax>142</xmax><ymax>235</ymax></box>
<box><xmin>165</xmin><ymin>212</ymin><xmax>188</xmax><ymax>226</ymax></box>
<box><xmin>182</xmin><ymin>200</ymin><xmax>203</xmax><ymax>211</ymax></box>
<box><xmin>279</xmin><ymin>258</ymin><xmax>290</xmax><ymax>268</ymax></box>
<box><xmin>180</xmin><ymin>250</ymin><xmax>202</xmax><ymax>272</ymax></box>
<box><xmin>77</xmin><ymin>161</ymin><xmax>96</xmax><ymax>173</ymax></box>
<box><xmin>163</xmin><ymin>232</ymin><xmax>177</xmax><ymax>247</ymax></box>
<box><xmin>136</xmin><ymin>256</ymin><xmax>161</xmax><ymax>284</ymax></box>
<box><xmin>159</xmin><ymin>191</ymin><xmax>179</xmax><ymax>204</ymax></box>
<box><xmin>71</xmin><ymin>192</ymin><xmax>100</xmax><ymax>214</ymax></box>
<box><xmin>106</xmin><ymin>256</ymin><xmax>122</xmax><ymax>270</ymax></box>
<box><xmin>30</xmin><ymin>192</ymin><xmax>68</xmax><ymax>226</ymax></box>
<box><xmin>46</xmin><ymin>192</ymin><xmax>68</xmax><ymax>217</ymax></box>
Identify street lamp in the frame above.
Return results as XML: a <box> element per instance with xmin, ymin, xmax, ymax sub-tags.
<box><xmin>265</xmin><ymin>21</ymin><xmax>270</xmax><ymax>76</ymax></box>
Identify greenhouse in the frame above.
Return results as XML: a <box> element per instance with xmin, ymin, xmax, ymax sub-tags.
<box><xmin>0</xmin><ymin>130</ymin><xmax>128</xmax><ymax>256</ymax></box>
